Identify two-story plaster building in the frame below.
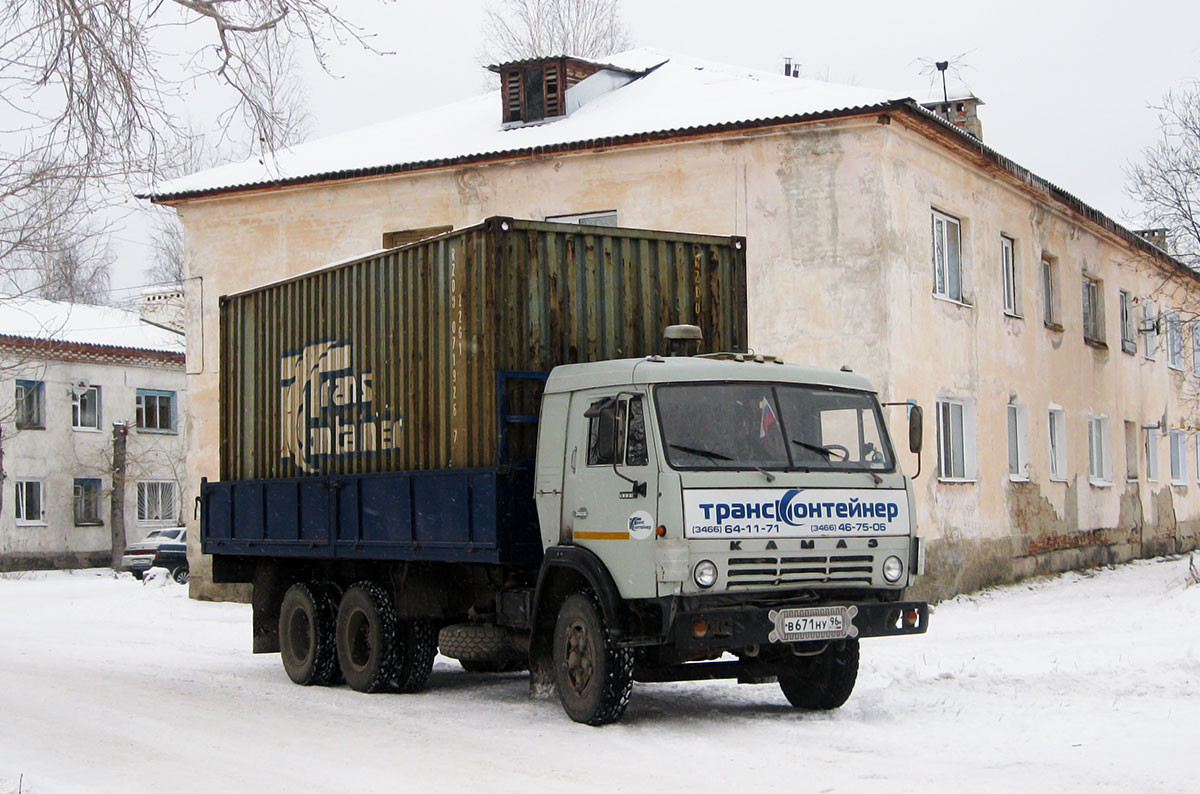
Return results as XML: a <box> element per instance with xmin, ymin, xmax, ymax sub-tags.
<box><xmin>152</xmin><ymin>49</ymin><xmax>1200</xmax><ymax>600</ymax></box>
<box><xmin>0</xmin><ymin>299</ymin><xmax>187</xmax><ymax>570</ymax></box>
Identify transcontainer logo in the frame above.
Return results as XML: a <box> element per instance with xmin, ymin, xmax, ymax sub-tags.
<box><xmin>279</xmin><ymin>339</ymin><xmax>404</xmax><ymax>472</ymax></box>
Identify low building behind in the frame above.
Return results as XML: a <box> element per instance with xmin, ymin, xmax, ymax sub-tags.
<box><xmin>0</xmin><ymin>298</ymin><xmax>187</xmax><ymax>570</ymax></box>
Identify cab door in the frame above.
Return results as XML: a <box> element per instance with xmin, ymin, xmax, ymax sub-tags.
<box><xmin>560</xmin><ymin>391</ymin><xmax>659</xmax><ymax>599</ymax></box>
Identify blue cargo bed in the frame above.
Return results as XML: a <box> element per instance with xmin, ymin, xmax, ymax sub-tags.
<box><xmin>201</xmin><ymin>468</ymin><xmax>541</xmax><ymax>565</ymax></box>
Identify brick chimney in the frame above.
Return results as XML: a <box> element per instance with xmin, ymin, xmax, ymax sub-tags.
<box><xmin>1134</xmin><ymin>228</ymin><xmax>1169</xmax><ymax>252</ymax></box>
<box><xmin>920</xmin><ymin>94</ymin><xmax>984</xmax><ymax>141</ymax></box>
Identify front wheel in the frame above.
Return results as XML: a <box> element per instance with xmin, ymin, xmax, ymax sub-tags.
<box><xmin>552</xmin><ymin>592</ymin><xmax>633</xmax><ymax>725</ymax></box>
<box><xmin>778</xmin><ymin>638</ymin><xmax>859</xmax><ymax>710</ymax></box>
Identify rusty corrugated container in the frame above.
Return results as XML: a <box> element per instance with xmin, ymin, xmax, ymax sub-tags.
<box><xmin>219</xmin><ymin>217</ymin><xmax>747</xmax><ymax>480</ymax></box>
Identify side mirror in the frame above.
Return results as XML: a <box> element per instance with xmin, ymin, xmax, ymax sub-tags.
<box><xmin>908</xmin><ymin>404</ymin><xmax>923</xmax><ymax>454</ymax></box>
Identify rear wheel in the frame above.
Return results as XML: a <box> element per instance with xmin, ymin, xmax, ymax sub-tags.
<box><xmin>552</xmin><ymin>592</ymin><xmax>633</xmax><ymax>725</ymax></box>
<box><xmin>171</xmin><ymin>566</ymin><xmax>189</xmax><ymax>585</ymax></box>
<box><xmin>777</xmin><ymin>639</ymin><xmax>859</xmax><ymax>710</ymax></box>
<box><xmin>393</xmin><ymin>619</ymin><xmax>438</xmax><ymax>693</ymax></box>
<box><xmin>335</xmin><ymin>581</ymin><xmax>397</xmax><ymax>693</ymax></box>
<box><xmin>279</xmin><ymin>582</ymin><xmax>338</xmax><ymax>686</ymax></box>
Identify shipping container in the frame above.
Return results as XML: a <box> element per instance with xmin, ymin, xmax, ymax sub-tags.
<box><xmin>219</xmin><ymin>217</ymin><xmax>747</xmax><ymax>481</ymax></box>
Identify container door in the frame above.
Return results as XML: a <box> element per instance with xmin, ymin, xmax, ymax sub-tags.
<box><xmin>560</xmin><ymin>391</ymin><xmax>659</xmax><ymax>599</ymax></box>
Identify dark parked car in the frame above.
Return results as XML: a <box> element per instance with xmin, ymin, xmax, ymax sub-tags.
<box><xmin>120</xmin><ymin>527</ymin><xmax>185</xmax><ymax>579</ymax></box>
<box><xmin>152</xmin><ymin>533</ymin><xmax>189</xmax><ymax>584</ymax></box>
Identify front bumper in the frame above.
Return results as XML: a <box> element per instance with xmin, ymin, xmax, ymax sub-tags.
<box><xmin>669</xmin><ymin>600</ymin><xmax>928</xmax><ymax>649</ymax></box>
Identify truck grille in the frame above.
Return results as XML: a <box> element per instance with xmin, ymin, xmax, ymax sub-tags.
<box><xmin>724</xmin><ymin>554</ymin><xmax>874</xmax><ymax>589</ymax></box>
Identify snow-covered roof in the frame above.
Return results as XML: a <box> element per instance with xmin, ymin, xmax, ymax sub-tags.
<box><xmin>153</xmin><ymin>48</ymin><xmax>910</xmax><ymax>200</ymax></box>
<box><xmin>0</xmin><ymin>298</ymin><xmax>185</xmax><ymax>355</ymax></box>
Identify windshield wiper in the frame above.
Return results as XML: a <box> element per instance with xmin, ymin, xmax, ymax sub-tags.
<box><xmin>669</xmin><ymin>443</ymin><xmax>732</xmax><ymax>461</ymax></box>
<box><xmin>669</xmin><ymin>443</ymin><xmax>775</xmax><ymax>482</ymax></box>
<box><xmin>790</xmin><ymin>439</ymin><xmax>835</xmax><ymax>459</ymax></box>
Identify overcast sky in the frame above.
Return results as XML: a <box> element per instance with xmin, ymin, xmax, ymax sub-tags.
<box><xmin>114</xmin><ymin>0</ymin><xmax>1200</xmax><ymax>295</ymax></box>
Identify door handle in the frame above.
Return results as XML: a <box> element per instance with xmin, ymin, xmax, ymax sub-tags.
<box><xmin>573</xmin><ymin>507</ymin><xmax>589</xmax><ymax>519</ymax></box>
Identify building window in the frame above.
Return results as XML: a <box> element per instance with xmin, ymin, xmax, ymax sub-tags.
<box><xmin>1166</xmin><ymin>310</ymin><xmax>1183</xmax><ymax>369</ymax></box>
<box><xmin>931</xmin><ymin>210</ymin><xmax>964</xmax><ymax>303</ymax></box>
<box><xmin>1007</xmin><ymin>403</ymin><xmax>1029</xmax><ymax>480</ymax></box>
<box><xmin>381</xmin><ymin>225</ymin><xmax>453</xmax><ymax>248</ymax></box>
<box><xmin>74</xmin><ymin>478</ymin><xmax>103</xmax><ymax>525</ymax></box>
<box><xmin>1143</xmin><ymin>300</ymin><xmax>1157</xmax><ymax>360</ymax></box>
<box><xmin>1041</xmin><ymin>255</ymin><xmax>1060</xmax><ymax>327</ymax></box>
<box><xmin>137</xmin><ymin>481</ymin><xmax>178</xmax><ymax>526</ymax></box>
<box><xmin>1193</xmin><ymin>326</ymin><xmax>1200</xmax><ymax>376</ymax></box>
<box><xmin>1048</xmin><ymin>406</ymin><xmax>1067</xmax><ymax>481</ymax></box>
<box><xmin>936</xmin><ymin>398</ymin><xmax>975</xmax><ymax>480</ymax></box>
<box><xmin>1170</xmin><ymin>429</ymin><xmax>1188</xmax><ymax>485</ymax></box>
<box><xmin>1146</xmin><ymin>428</ymin><xmax>1160</xmax><ymax>482</ymax></box>
<box><xmin>1082</xmin><ymin>276</ymin><xmax>1104</xmax><ymax>343</ymax></box>
<box><xmin>136</xmin><ymin>389</ymin><xmax>177</xmax><ymax>433</ymax></box>
<box><xmin>15</xmin><ymin>481</ymin><xmax>44</xmax><ymax>524</ymax></box>
<box><xmin>1001</xmin><ymin>236</ymin><xmax>1019</xmax><ymax>316</ymax></box>
<box><xmin>1119</xmin><ymin>290</ymin><xmax>1137</xmax><ymax>355</ymax></box>
<box><xmin>72</xmin><ymin>385</ymin><xmax>101</xmax><ymax>430</ymax></box>
<box><xmin>1125</xmin><ymin>420</ymin><xmax>1138</xmax><ymax>481</ymax></box>
<box><xmin>545</xmin><ymin>210</ymin><xmax>619</xmax><ymax>227</ymax></box>
<box><xmin>1087</xmin><ymin>416</ymin><xmax>1111</xmax><ymax>485</ymax></box>
<box><xmin>15</xmin><ymin>380</ymin><xmax>44</xmax><ymax>429</ymax></box>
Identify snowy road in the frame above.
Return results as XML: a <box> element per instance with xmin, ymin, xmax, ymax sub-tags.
<box><xmin>1</xmin><ymin>558</ymin><xmax>1197</xmax><ymax>794</ymax></box>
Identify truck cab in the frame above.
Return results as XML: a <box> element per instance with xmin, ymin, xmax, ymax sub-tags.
<box><xmin>527</xmin><ymin>352</ymin><xmax>927</xmax><ymax>723</ymax></box>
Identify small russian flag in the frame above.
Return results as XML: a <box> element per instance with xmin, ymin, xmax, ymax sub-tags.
<box><xmin>760</xmin><ymin>397</ymin><xmax>776</xmax><ymax>440</ymax></box>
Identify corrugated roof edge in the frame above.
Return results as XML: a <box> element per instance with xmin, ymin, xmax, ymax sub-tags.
<box><xmin>0</xmin><ymin>333</ymin><xmax>186</xmax><ymax>361</ymax></box>
<box><xmin>149</xmin><ymin>97</ymin><xmax>1195</xmax><ymax>284</ymax></box>
<box><xmin>144</xmin><ymin>100</ymin><xmax>901</xmax><ymax>203</ymax></box>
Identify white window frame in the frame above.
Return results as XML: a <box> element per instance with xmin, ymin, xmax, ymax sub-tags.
<box><xmin>1001</xmin><ymin>236</ymin><xmax>1019</xmax><ymax>317</ymax></box>
<box><xmin>1146</xmin><ymin>427</ymin><xmax>1160</xmax><ymax>482</ymax></box>
<box><xmin>15</xmin><ymin>480</ymin><xmax>45</xmax><ymax>525</ymax></box>
<box><xmin>71</xmin><ymin>385</ymin><xmax>101</xmax><ymax>431</ymax></box>
<box><xmin>1048</xmin><ymin>406</ymin><xmax>1067</xmax><ymax>481</ymax></box>
<box><xmin>1143</xmin><ymin>300</ymin><xmax>1157</xmax><ymax>361</ymax></box>
<box><xmin>136</xmin><ymin>389</ymin><xmax>177</xmax><ymax>433</ymax></box>
<box><xmin>936</xmin><ymin>398</ymin><xmax>976</xmax><ymax>482</ymax></box>
<box><xmin>1119</xmin><ymin>290</ymin><xmax>1137</xmax><ymax>355</ymax></box>
<box><xmin>15</xmin><ymin>379</ymin><xmax>45</xmax><ymax>429</ymax></box>
<box><xmin>1087</xmin><ymin>415</ymin><xmax>1112</xmax><ymax>486</ymax></box>
<box><xmin>1193</xmin><ymin>324</ymin><xmax>1200</xmax><ymax>376</ymax></box>
<box><xmin>1166</xmin><ymin>310</ymin><xmax>1183</xmax><ymax>370</ymax></box>
<box><xmin>1170</xmin><ymin>429</ymin><xmax>1188</xmax><ymax>486</ymax></box>
<box><xmin>137</xmin><ymin>480</ymin><xmax>179</xmax><ymax>526</ymax></box>
<box><xmin>1042</xmin><ymin>255</ymin><xmax>1060</xmax><ymax>327</ymax></box>
<box><xmin>1007</xmin><ymin>403</ymin><xmax>1029</xmax><ymax>480</ymax></box>
<box><xmin>1125</xmin><ymin>420</ymin><xmax>1139</xmax><ymax>481</ymax></box>
<box><xmin>1082</xmin><ymin>276</ymin><xmax>1104</xmax><ymax>343</ymax></box>
<box><xmin>931</xmin><ymin>210</ymin><xmax>965</xmax><ymax>303</ymax></box>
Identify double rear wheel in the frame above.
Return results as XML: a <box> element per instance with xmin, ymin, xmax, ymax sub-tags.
<box><xmin>278</xmin><ymin>579</ymin><xmax>436</xmax><ymax>693</ymax></box>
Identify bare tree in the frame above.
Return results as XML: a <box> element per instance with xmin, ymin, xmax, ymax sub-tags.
<box><xmin>480</xmin><ymin>0</ymin><xmax>633</xmax><ymax>63</ymax></box>
<box><xmin>1126</xmin><ymin>83</ymin><xmax>1200</xmax><ymax>270</ymax></box>
<box><xmin>0</xmin><ymin>1</ymin><xmax>384</xmax><ymax>292</ymax></box>
<box><xmin>34</xmin><ymin>243</ymin><xmax>113</xmax><ymax>305</ymax></box>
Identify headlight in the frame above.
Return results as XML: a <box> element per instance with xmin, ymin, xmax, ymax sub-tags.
<box><xmin>693</xmin><ymin>560</ymin><xmax>718</xmax><ymax>589</ymax></box>
<box><xmin>882</xmin><ymin>556</ymin><xmax>904</xmax><ymax>583</ymax></box>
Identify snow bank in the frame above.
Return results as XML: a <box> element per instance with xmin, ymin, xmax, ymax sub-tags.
<box><xmin>0</xmin><ymin>558</ymin><xmax>1196</xmax><ymax>793</ymax></box>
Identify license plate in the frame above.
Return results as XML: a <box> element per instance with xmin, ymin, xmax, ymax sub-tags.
<box><xmin>768</xmin><ymin>606</ymin><xmax>859</xmax><ymax>642</ymax></box>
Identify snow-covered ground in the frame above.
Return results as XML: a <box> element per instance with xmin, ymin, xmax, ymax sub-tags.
<box><xmin>1</xmin><ymin>558</ymin><xmax>1197</xmax><ymax>794</ymax></box>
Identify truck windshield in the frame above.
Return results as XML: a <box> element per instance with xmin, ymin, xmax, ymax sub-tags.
<box><xmin>655</xmin><ymin>382</ymin><xmax>895</xmax><ymax>473</ymax></box>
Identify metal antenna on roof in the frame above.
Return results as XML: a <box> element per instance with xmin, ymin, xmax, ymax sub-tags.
<box><xmin>914</xmin><ymin>52</ymin><xmax>974</xmax><ymax>103</ymax></box>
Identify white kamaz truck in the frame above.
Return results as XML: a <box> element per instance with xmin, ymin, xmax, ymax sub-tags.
<box><xmin>201</xmin><ymin>219</ymin><xmax>927</xmax><ymax>725</ymax></box>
